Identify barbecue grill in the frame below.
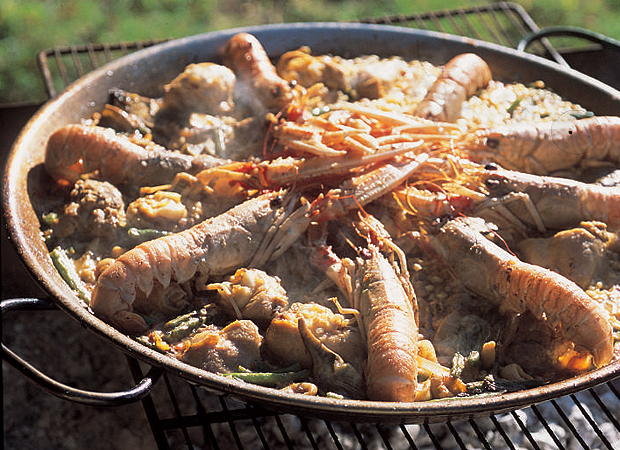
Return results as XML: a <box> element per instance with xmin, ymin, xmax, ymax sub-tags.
<box><xmin>3</xmin><ymin>3</ymin><xmax>620</xmax><ymax>449</ymax></box>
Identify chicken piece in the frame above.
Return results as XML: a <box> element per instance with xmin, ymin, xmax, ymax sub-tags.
<box><xmin>161</xmin><ymin>63</ymin><xmax>236</xmax><ymax>116</ymax></box>
<box><xmin>206</xmin><ymin>268</ymin><xmax>289</xmax><ymax>328</ymax></box>
<box><xmin>277</xmin><ymin>50</ymin><xmax>411</xmax><ymax>101</ymax></box>
<box><xmin>265</xmin><ymin>302</ymin><xmax>365</xmax><ymax>373</ymax></box>
<box><xmin>348</xmin><ymin>59</ymin><xmax>411</xmax><ymax>100</ymax></box>
<box><xmin>126</xmin><ymin>190</ymin><xmax>188</xmax><ymax>232</ymax></box>
<box><xmin>164</xmin><ymin>113</ymin><xmax>235</xmax><ymax>155</ymax></box>
<box><xmin>298</xmin><ymin>317</ymin><xmax>365</xmax><ymax>398</ymax></box>
<box><xmin>53</xmin><ymin>179</ymin><xmax>126</xmax><ymax>239</ymax></box>
<box><xmin>432</xmin><ymin>306</ymin><xmax>496</xmax><ymax>368</ymax></box>
<box><xmin>165</xmin><ymin>114</ymin><xmax>264</xmax><ymax>161</ymax></box>
<box><xmin>516</xmin><ymin>225</ymin><xmax>608</xmax><ymax>289</ymax></box>
<box><xmin>179</xmin><ymin>320</ymin><xmax>263</xmax><ymax>373</ymax></box>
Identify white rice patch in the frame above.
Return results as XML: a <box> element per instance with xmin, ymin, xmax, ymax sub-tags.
<box><xmin>459</xmin><ymin>80</ymin><xmax>588</xmax><ymax>130</ymax></box>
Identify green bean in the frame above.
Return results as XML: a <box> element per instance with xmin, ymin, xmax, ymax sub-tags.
<box><xmin>223</xmin><ymin>368</ymin><xmax>311</xmax><ymax>387</ymax></box>
<box><xmin>506</xmin><ymin>98</ymin><xmax>521</xmax><ymax>114</ymax></box>
<box><xmin>50</xmin><ymin>246</ymin><xmax>90</xmax><ymax>302</ymax></box>
<box><xmin>254</xmin><ymin>362</ymin><xmax>303</xmax><ymax>373</ymax></box>
<box><xmin>451</xmin><ymin>352</ymin><xmax>466</xmax><ymax>379</ymax></box>
<box><xmin>213</xmin><ymin>127</ymin><xmax>226</xmax><ymax>155</ymax></box>
<box><xmin>135</xmin><ymin>335</ymin><xmax>162</xmax><ymax>352</ymax></box>
<box><xmin>163</xmin><ymin>316</ymin><xmax>208</xmax><ymax>342</ymax></box>
<box><xmin>311</xmin><ymin>105</ymin><xmax>330</xmax><ymax>116</ymax></box>
<box><xmin>571</xmin><ymin>110</ymin><xmax>594</xmax><ymax>119</ymax></box>
<box><xmin>164</xmin><ymin>312</ymin><xmax>197</xmax><ymax>330</ymax></box>
<box><xmin>451</xmin><ymin>350</ymin><xmax>480</xmax><ymax>380</ymax></box>
<box><xmin>325</xmin><ymin>392</ymin><xmax>345</xmax><ymax>399</ymax></box>
<box><xmin>465</xmin><ymin>374</ymin><xmax>544</xmax><ymax>396</ymax></box>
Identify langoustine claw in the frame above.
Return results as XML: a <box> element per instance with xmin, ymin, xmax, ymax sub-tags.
<box><xmin>421</xmin><ymin>217</ymin><xmax>614</xmax><ymax>369</ymax></box>
<box><xmin>90</xmin><ymin>190</ymin><xmax>312</xmax><ymax>333</ymax></box>
<box><xmin>45</xmin><ymin>124</ymin><xmax>227</xmax><ymax>187</ymax></box>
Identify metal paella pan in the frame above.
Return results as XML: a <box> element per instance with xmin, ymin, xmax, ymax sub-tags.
<box><xmin>3</xmin><ymin>22</ymin><xmax>620</xmax><ymax>423</ymax></box>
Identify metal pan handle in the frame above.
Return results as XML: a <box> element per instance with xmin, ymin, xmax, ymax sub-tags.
<box><xmin>518</xmin><ymin>26</ymin><xmax>620</xmax><ymax>68</ymax></box>
<box><xmin>1</xmin><ymin>297</ymin><xmax>162</xmax><ymax>406</ymax></box>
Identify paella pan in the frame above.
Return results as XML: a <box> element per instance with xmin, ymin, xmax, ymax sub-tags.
<box><xmin>4</xmin><ymin>22</ymin><xmax>620</xmax><ymax>423</ymax></box>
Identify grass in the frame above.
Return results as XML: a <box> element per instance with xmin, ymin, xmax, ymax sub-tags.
<box><xmin>1</xmin><ymin>0</ymin><xmax>619</xmax><ymax>104</ymax></box>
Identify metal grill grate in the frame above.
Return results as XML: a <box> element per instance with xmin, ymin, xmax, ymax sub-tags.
<box><xmin>127</xmin><ymin>358</ymin><xmax>620</xmax><ymax>450</ymax></box>
<box><xmin>359</xmin><ymin>3</ymin><xmax>532</xmax><ymax>46</ymax></box>
<box><xmin>356</xmin><ymin>2</ymin><xmax>566</xmax><ymax>63</ymax></box>
<box><xmin>37</xmin><ymin>2</ymin><xmax>557</xmax><ymax>99</ymax></box>
<box><xmin>34</xmin><ymin>3</ymin><xmax>620</xmax><ymax>449</ymax></box>
<box><xmin>37</xmin><ymin>39</ymin><xmax>170</xmax><ymax>98</ymax></box>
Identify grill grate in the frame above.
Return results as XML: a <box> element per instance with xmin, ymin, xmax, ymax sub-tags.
<box><xmin>37</xmin><ymin>2</ymin><xmax>557</xmax><ymax>99</ymax></box>
<box><xmin>37</xmin><ymin>39</ymin><xmax>170</xmax><ymax>98</ymax></box>
<box><xmin>358</xmin><ymin>2</ymin><xmax>537</xmax><ymax>48</ymax></box>
<box><xmin>127</xmin><ymin>358</ymin><xmax>620</xmax><ymax>450</ymax></box>
<box><xmin>34</xmin><ymin>3</ymin><xmax>620</xmax><ymax>449</ymax></box>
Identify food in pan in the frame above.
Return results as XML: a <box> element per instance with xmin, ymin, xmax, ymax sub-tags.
<box><xmin>40</xmin><ymin>32</ymin><xmax>620</xmax><ymax>402</ymax></box>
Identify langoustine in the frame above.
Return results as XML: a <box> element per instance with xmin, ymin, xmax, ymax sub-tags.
<box><xmin>419</xmin><ymin>217</ymin><xmax>614</xmax><ymax>369</ymax></box>
<box><xmin>307</xmin><ymin>213</ymin><xmax>466</xmax><ymax>402</ymax></box>
<box><xmin>474</xmin><ymin>165</ymin><xmax>620</xmax><ymax>232</ymax></box>
<box><xmin>306</xmin><ymin>215</ymin><xmax>419</xmax><ymax>401</ymax></box>
<box><xmin>45</xmin><ymin>123</ymin><xmax>227</xmax><ymax>187</ymax></box>
<box><xmin>354</xmin><ymin>219</ymin><xmax>421</xmax><ymax>401</ymax></box>
<box><xmin>461</xmin><ymin>116</ymin><xmax>620</xmax><ymax>175</ymax></box>
<box><xmin>414</xmin><ymin>53</ymin><xmax>492</xmax><ymax>122</ymax></box>
<box><xmin>221</xmin><ymin>32</ymin><xmax>294</xmax><ymax>115</ymax></box>
<box><xmin>386</xmin><ymin>156</ymin><xmax>620</xmax><ymax>241</ymax></box>
<box><xmin>90</xmin><ymin>190</ymin><xmax>312</xmax><ymax>333</ymax></box>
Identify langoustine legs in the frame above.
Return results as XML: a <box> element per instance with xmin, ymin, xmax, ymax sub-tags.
<box><xmin>475</xmin><ymin>165</ymin><xmax>620</xmax><ymax>232</ymax></box>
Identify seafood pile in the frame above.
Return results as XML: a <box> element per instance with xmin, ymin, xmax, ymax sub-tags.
<box><xmin>40</xmin><ymin>32</ymin><xmax>620</xmax><ymax>402</ymax></box>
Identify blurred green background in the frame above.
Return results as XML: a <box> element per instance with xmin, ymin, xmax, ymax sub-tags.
<box><xmin>1</xmin><ymin>0</ymin><xmax>619</xmax><ymax>104</ymax></box>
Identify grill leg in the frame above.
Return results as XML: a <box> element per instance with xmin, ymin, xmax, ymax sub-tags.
<box><xmin>126</xmin><ymin>356</ymin><xmax>172</xmax><ymax>450</ymax></box>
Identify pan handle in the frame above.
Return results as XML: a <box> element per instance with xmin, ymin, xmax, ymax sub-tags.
<box><xmin>518</xmin><ymin>26</ymin><xmax>620</xmax><ymax>68</ymax></box>
<box><xmin>1</xmin><ymin>297</ymin><xmax>162</xmax><ymax>406</ymax></box>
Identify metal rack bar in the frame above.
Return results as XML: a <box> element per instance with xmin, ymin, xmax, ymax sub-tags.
<box><xmin>588</xmin><ymin>388</ymin><xmax>620</xmax><ymax>432</ymax></box>
<box><xmin>530</xmin><ymin>404</ymin><xmax>566</xmax><ymax>450</ymax></box>
<box><xmin>488</xmin><ymin>415</ymin><xmax>517</xmax><ymax>450</ymax></box>
<box><xmin>551</xmin><ymin>399</ymin><xmax>588</xmax><ymax>449</ymax></box>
